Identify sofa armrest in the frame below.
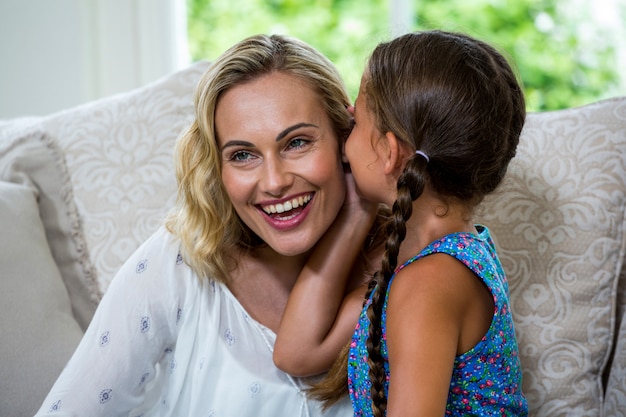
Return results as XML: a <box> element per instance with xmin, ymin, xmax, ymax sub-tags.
<box><xmin>605</xmin><ymin>291</ymin><xmax>626</xmax><ymax>417</ymax></box>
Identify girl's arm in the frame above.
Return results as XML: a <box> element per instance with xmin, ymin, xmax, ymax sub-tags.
<box><xmin>273</xmin><ymin>172</ymin><xmax>378</xmax><ymax>377</ymax></box>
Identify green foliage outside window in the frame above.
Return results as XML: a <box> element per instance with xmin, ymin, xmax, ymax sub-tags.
<box><xmin>187</xmin><ymin>0</ymin><xmax>623</xmax><ymax>111</ymax></box>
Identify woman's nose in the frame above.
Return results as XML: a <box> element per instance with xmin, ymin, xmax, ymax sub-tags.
<box><xmin>260</xmin><ymin>158</ymin><xmax>294</xmax><ymax>197</ymax></box>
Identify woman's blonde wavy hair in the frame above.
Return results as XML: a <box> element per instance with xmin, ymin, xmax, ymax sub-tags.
<box><xmin>165</xmin><ymin>34</ymin><xmax>353</xmax><ymax>283</ymax></box>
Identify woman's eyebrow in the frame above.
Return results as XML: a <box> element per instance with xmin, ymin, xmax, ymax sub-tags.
<box><xmin>275</xmin><ymin>123</ymin><xmax>318</xmax><ymax>142</ymax></box>
<box><xmin>221</xmin><ymin>123</ymin><xmax>318</xmax><ymax>150</ymax></box>
<box><xmin>221</xmin><ymin>139</ymin><xmax>253</xmax><ymax>150</ymax></box>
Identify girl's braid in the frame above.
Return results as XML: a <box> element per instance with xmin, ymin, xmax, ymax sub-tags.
<box><xmin>366</xmin><ymin>157</ymin><xmax>426</xmax><ymax>416</ymax></box>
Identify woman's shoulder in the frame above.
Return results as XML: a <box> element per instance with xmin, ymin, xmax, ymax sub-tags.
<box><xmin>121</xmin><ymin>227</ymin><xmax>184</xmax><ymax>277</ymax></box>
<box><xmin>105</xmin><ymin>226</ymin><xmax>201</xmax><ymax>304</ymax></box>
<box><xmin>133</xmin><ymin>225</ymin><xmax>182</xmax><ymax>260</ymax></box>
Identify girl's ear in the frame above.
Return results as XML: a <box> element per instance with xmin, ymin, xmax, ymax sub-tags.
<box><xmin>382</xmin><ymin>131</ymin><xmax>404</xmax><ymax>176</ymax></box>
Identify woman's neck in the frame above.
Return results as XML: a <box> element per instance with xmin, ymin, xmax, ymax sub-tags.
<box><xmin>225</xmin><ymin>245</ymin><xmax>311</xmax><ymax>332</ymax></box>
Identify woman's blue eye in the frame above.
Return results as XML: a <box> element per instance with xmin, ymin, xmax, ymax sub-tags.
<box><xmin>288</xmin><ymin>138</ymin><xmax>308</xmax><ymax>149</ymax></box>
<box><xmin>231</xmin><ymin>151</ymin><xmax>252</xmax><ymax>161</ymax></box>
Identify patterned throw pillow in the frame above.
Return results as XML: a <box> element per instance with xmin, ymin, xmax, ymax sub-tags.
<box><xmin>39</xmin><ymin>61</ymin><xmax>209</xmax><ymax>292</ymax></box>
<box><xmin>476</xmin><ymin>97</ymin><xmax>626</xmax><ymax>417</ymax></box>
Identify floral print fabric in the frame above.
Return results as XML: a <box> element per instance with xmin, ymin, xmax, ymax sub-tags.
<box><xmin>347</xmin><ymin>225</ymin><xmax>528</xmax><ymax>416</ymax></box>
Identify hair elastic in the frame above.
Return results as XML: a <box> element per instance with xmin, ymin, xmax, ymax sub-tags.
<box><xmin>414</xmin><ymin>150</ymin><xmax>430</xmax><ymax>163</ymax></box>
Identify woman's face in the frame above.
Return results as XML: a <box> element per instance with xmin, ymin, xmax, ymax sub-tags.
<box><xmin>215</xmin><ymin>72</ymin><xmax>346</xmax><ymax>257</ymax></box>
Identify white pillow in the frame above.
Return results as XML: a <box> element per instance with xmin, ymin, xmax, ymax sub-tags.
<box><xmin>0</xmin><ymin>130</ymin><xmax>98</xmax><ymax>329</ymax></box>
<box><xmin>0</xmin><ymin>181</ymin><xmax>84</xmax><ymax>417</ymax></box>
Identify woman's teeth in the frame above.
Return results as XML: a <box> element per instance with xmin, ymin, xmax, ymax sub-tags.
<box><xmin>262</xmin><ymin>194</ymin><xmax>312</xmax><ymax>215</ymax></box>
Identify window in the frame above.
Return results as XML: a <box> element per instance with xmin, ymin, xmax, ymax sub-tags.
<box><xmin>186</xmin><ymin>0</ymin><xmax>625</xmax><ymax>111</ymax></box>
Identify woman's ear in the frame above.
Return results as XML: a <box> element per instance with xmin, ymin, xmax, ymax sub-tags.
<box><xmin>341</xmin><ymin>140</ymin><xmax>349</xmax><ymax>164</ymax></box>
<box><xmin>342</xmin><ymin>105</ymin><xmax>355</xmax><ymax>164</ymax></box>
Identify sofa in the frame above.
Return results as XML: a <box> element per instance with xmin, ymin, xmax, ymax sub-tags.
<box><xmin>1</xmin><ymin>60</ymin><xmax>624</xmax><ymax>417</ymax></box>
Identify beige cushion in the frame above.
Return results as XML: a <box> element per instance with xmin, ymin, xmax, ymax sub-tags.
<box><xmin>0</xmin><ymin>181</ymin><xmax>84</xmax><ymax>417</ymax></box>
<box><xmin>0</xmin><ymin>130</ymin><xmax>98</xmax><ymax>328</ymax></box>
<box><xmin>476</xmin><ymin>96</ymin><xmax>626</xmax><ymax>416</ymax></box>
<box><xmin>38</xmin><ymin>60</ymin><xmax>209</xmax><ymax>292</ymax></box>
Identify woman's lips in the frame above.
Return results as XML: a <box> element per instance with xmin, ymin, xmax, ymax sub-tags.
<box><xmin>260</xmin><ymin>193</ymin><xmax>312</xmax><ymax>215</ymax></box>
<box><xmin>258</xmin><ymin>193</ymin><xmax>314</xmax><ymax>230</ymax></box>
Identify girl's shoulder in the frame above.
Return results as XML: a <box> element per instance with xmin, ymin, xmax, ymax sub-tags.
<box><xmin>394</xmin><ymin>226</ymin><xmax>490</xmax><ymax>271</ymax></box>
<box><xmin>390</xmin><ymin>251</ymin><xmax>479</xmax><ymax>307</ymax></box>
<box><xmin>387</xmin><ymin>225</ymin><xmax>501</xmax><ymax>312</ymax></box>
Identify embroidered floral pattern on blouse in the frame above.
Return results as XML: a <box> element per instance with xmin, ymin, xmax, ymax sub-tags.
<box><xmin>99</xmin><ymin>331</ymin><xmax>110</xmax><ymax>347</ymax></box>
<box><xmin>48</xmin><ymin>400</ymin><xmax>61</xmax><ymax>412</ymax></box>
<box><xmin>140</xmin><ymin>316</ymin><xmax>151</xmax><ymax>333</ymax></box>
<box><xmin>136</xmin><ymin>259</ymin><xmax>148</xmax><ymax>274</ymax></box>
<box><xmin>99</xmin><ymin>389</ymin><xmax>113</xmax><ymax>404</ymax></box>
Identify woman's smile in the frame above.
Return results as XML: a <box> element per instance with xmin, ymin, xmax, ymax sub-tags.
<box><xmin>259</xmin><ymin>193</ymin><xmax>313</xmax><ymax>216</ymax></box>
<box><xmin>257</xmin><ymin>192</ymin><xmax>315</xmax><ymax>230</ymax></box>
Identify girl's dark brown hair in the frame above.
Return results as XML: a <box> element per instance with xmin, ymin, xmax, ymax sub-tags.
<box><xmin>309</xmin><ymin>30</ymin><xmax>525</xmax><ymax>414</ymax></box>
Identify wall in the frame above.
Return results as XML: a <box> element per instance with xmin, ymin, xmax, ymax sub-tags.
<box><xmin>0</xmin><ymin>0</ymin><xmax>189</xmax><ymax>118</ymax></box>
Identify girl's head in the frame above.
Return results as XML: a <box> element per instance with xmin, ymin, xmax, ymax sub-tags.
<box><xmin>346</xmin><ymin>30</ymin><xmax>525</xmax><ymax>209</ymax></box>
<box><xmin>167</xmin><ymin>34</ymin><xmax>352</xmax><ymax>282</ymax></box>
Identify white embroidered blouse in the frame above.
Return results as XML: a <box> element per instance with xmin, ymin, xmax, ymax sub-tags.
<box><xmin>34</xmin><ymin>227</ymin><xmax>352</xmax><ymax>417</ymax></box>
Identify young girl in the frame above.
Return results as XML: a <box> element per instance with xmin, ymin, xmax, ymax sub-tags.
<box><xmin>274</xmin><ymin>30</ymin><xmax>528</xmax><ymax>416</ymax></box>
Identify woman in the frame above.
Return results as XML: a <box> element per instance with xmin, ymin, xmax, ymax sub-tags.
<box><xmin>34</xmin><ymin>34</ymin><xmax>382</xmax><ymax>417</ymax></box>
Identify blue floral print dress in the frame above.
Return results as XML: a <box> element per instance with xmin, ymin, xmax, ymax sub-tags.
<box><xmin>347</xmin><ymin>225</ymin><xmax>527</xmax><ymax>416</ymax></box>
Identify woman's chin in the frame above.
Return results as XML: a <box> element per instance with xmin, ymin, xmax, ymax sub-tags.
<box><xmin>260</xmin><ymin>235</ymin><xmax>318</xmax><ymax>258</ymax></box>
<box><xmin>269</xmin><ymin>242</ymin><xmax>313</xmax><ymax>258</ymax></box>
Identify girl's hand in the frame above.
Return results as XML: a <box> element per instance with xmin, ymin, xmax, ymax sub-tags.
<box><xmin>337</xmin><ymin>170</ymin><xmax>378</xmax><ymax>232</ymax></box>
